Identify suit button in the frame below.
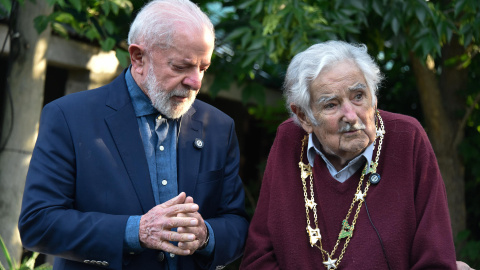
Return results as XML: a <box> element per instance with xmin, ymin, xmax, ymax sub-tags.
<box><xmin>157</xmin><ymin>251</ymin><xmax>165</xmax><ymax>262</ymax></box>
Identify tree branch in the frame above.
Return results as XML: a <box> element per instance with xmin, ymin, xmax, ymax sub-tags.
<box><xmin>452</xmin><ymin>90</ymin><xmax>480</xmax><ymax>150</ymax></box>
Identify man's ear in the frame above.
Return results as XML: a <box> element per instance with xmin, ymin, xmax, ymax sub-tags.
<box><xmin>290</xmin><ymin>104</ymin><xmax>314</xmax><ymax>134</ymax></box>
<box><xmin>128</xmin><ymin>44</ymin><xmax>146</xmax><ymax>76</ymax></box>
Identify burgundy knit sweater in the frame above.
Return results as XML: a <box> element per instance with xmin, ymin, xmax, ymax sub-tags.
<box><xmin>240</xmin><ymin>110</ymin><xmax>456</xmax><ymax>270</ymax></box>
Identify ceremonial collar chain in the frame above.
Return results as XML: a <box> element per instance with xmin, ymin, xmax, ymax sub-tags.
<box><xmin>299</xmin><ymin>110</ymin><xmax>385</xmax><ymax>269</ymax></box>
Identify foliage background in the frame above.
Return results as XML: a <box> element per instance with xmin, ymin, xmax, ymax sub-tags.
<box><xmin>1</xmin><ymin>0</ymin><xmax>479</xmax><ymax>268</ymax></box>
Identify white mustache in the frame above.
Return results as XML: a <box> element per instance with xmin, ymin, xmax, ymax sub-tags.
<box><xmin>168</xmin><ymin>89</ymin><xmax>191</xmax><ymax>99</ymax></box>
<box><xmin>338</xmin><ymin>122</ymin><xmax>366</xmax><ymax>133</ymax></box>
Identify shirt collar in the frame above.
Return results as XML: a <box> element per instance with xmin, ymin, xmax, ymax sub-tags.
<box><xmin>306</xmin><ymin>133</ymin><xmax>374</xmax><ymax>173</ymax></box>
<box><xmin>125</xmin><ymin>66</ymin><xmax>158</xmax><ymax>117</ymax></box>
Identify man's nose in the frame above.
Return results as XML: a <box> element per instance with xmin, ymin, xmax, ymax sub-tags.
<box><xmin>341</xmin><ymin>102</ymin><xmax>358</xmax><ymax>124</ymax></box>
<box><xmin>183</xmin><ymin>69</ymin><xmax>203</xmax><ymax>90</ymax></box>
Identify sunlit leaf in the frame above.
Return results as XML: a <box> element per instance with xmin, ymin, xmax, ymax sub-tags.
<box><xmin>52</xmin><ymin>22</ymin><xmax>69</xmax><ymax>38</ymax></box>
<box><xmin>53</xmin><ymin>12</ymin><xmax>75</xmax><ymax>24</ymax></box>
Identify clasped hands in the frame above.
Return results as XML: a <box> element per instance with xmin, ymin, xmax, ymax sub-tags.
<box><xmin>139</xmin><ymin>192</ymin><xmax>208</xmax><ymax>255</ymax></box>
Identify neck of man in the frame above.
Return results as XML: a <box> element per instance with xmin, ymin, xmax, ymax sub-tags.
<box><xmin>322</xmin><ymin>151</ymin><xmax>354</xmax><ymax>172</ymax></box>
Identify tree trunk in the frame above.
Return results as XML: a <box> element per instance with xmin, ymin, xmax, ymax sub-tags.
<box><xmin>409</xmin><ymin>53</ymin><xmax>466</xmax><ymax>244</ymax></box>
<box><xmin>0</xmin><ymin>0</ymin><xmax>53</xmax><ymax>266</ymax></box>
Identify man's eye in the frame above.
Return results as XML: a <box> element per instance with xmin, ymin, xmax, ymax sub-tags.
<box><xmin>355</xmin><ymin>93</ymin><xmax>364</xmax><ymax>100</ymax></box>
<box><xmin>324</xmin><ymin>103</ymin><xmax>336</xmax><ymax>109</ymax></box>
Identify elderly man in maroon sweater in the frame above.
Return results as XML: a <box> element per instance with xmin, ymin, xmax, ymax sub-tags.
<box><xmin>240</xmin><ymin>41</ymin><xmax>466</xmax><ymax>269</ymax></box>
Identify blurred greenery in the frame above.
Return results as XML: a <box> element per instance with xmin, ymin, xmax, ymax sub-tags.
<box><xmin>1</xmin><ymin>0</ymin><xmax>479</xmax><ymax>268</ymax></box>
<box><xmin>0</xmin><ymin>235</ymin><xmax>52</xmax><ymax>270</ymax></box>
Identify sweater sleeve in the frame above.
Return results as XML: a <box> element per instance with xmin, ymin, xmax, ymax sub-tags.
<box><xmin>239</xmin><ymin>129</ymin><xmax>281</xmax><ymax>270</ymax></box>
<box><xmin>409</xmin><ymin>123</ymin><xmax>456</xmax><ymax>269</ymax></box>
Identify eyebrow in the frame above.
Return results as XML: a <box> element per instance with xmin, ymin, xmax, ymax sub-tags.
<box><xmin>316</xmin><ymin>95</ymin><xmax>337</xmax><ymax>105</ymax></box>
<box><xmin>314</xmin><ymin>83</ymin><xmax>367</xmax><ymax>105</ymax></box>
<box><xmin>348</xmin><ymin>83</ymin><xmax>367</xmax><ymax>91</ymax></box>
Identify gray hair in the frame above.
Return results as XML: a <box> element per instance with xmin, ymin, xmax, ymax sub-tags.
<box><xmin>127</xmin><ymin>0</ymin><xmax>214</xmax><ymax>51</ymax></box>
<box><xmin>284</xmin><ymin>40</ymin><xmax>383</xmax><ymax>125</ymax></box>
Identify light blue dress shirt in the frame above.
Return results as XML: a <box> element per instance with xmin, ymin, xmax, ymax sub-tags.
<box><xmin>123</xmin><ymin>68</ymin><xmax>214</xmax><ymax>268</ymax></box>
<box><xmin>307</xmin><ymin>133</ymin><xmax>374</xmax><ymax>183</ymax></box>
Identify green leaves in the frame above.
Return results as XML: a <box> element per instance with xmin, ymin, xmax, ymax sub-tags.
<box><xmin>0</xmin><ymin>234</ymin><xmax>14</xmax><ymax>270</ymax></box>
<box><xmin>0</xmin><ymin>235</ymin><xmax>51</xmax><ymax>270</ymax></box>
<box><xmin>0</xmin><ymin>0</ymin><xmax>25</xmax><ymax>17</ymax></box>
<box><xmin>0</xmin><ymin>0</ymin><xmax>12</xmax><ymax>16</ymax></box>
<box><xmin>33</xmin><ymin>0</ymin><xmax>133</xmax><ymax>57</ymax></box>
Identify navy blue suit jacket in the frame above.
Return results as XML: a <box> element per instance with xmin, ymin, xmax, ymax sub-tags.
<box><xmin>18</xmin><ymin>70</ymin><xmax>249</xmax><ymax>270</ymax></box>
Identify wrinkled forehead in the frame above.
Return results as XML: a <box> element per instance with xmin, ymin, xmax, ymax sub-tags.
<box><xmin>311</xmin><ymin>62</ymin><xmax>367</xmax><ymax>93</ymax></box>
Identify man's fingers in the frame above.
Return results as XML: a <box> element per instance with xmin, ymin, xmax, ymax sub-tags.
<box><xmin>178</xmin><ymin>240</ymin><xmax>201</xmax><ymax>251</ymax></box>
<box><xmin>155</xmin><ymin>240</ymin><xmax>191</xmax><ymax>255</ymax></box>
<box><xmin>159</xmin><ymin>230</ymin><xmax>196</xmax><ymax>242</ymax></box>
<box><xmin>170</xmin><ymin>203</ymin><xmax>199</xmax><ymax>214</ymax></box>
<box><xmin>185</xmin><ymin>196</ymin><xmax>194</xmax><ymax>204</ymax></box>
<box><xmin>147</xmin><ymin>202</ymin><xmax>198</xmax><ymax>220</ymax></box>
<box><xmin>164</xmin><ymin>216</ymin><xmax>198</xmax><ymax>229</ymax></box>
<box><xmin>161</xmin><ymin>192</ymin><xmax>187</xmax><ymax>208</ymax></box>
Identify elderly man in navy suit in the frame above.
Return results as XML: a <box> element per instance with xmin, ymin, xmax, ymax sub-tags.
<box><xmin>18</xmin><ymin>0</ymin><xmax>249</xmax><ymax>269</ymax></box>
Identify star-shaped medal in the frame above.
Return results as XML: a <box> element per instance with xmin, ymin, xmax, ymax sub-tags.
<box><xmin>323</xmin><ymin>255</ymin><xmax>337</xmax><ymax>269</ymax></box>
<box><xmin>376</xmin><ymin>128</ymin><xmax>385</xmax><ymax>138</ymax></box>
<box><xmin>355</xmin><ymin>190</ymin><xmax>365</xmax><ymax>201</ymax></box>
<box><xmin>306</xmin><ymin>198</ymin><xmax>317</xmax><ymax>209</ymax></box>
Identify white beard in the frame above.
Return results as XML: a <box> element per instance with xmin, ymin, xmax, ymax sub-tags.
<box><xmin>143</xmin><ymin>65</ymin><xmax>196</xmax><ymax>119</ymax></box>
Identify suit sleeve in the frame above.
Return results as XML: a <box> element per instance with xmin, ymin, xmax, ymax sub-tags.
<box><xmin>18</xmin><ymin>102</ymin><xmax>128</xmax><ymax>270</ymax></box>
<box><xmin>409</xmin><ymin>124</ymin><xmax>456</xmax><ymax>269</ymax></box>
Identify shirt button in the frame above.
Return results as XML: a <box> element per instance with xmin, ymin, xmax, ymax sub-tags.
<box><xmin>159</xmin><ymin>145</ymin><xmax>164</xmax><ymax>151</ymax></box>
<box><xmin>170</xmin><ymin>253</ymin><xmax>175</xmax><ymax>258</ymax></box>
<box><xmin>162</xmin><ymin>180</ymin><xmax>167</xmax><ymax>186</ymax></box>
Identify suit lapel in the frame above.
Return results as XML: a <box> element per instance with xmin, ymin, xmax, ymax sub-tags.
<box><xmin>104</xmin><ymin>71</ymin><xmax>155</xmax><ymax>213</ymax></box>
<box><xmin>177</xmin><ymin>104</ymin><xmax>202</xmax><ymax>197</ymax></box>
